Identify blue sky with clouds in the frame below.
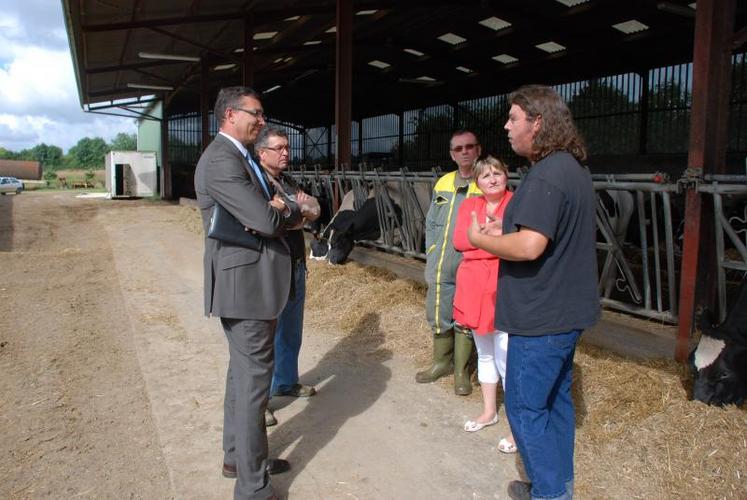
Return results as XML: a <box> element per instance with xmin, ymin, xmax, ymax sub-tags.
<box><xmin>0</xmin><ymin>0</ymin><xmax>136</xmax><ymax>153</ymax></box>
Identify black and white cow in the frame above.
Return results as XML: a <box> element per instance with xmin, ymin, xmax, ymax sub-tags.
<box><xmin>310</xmin><ymin>182</ymin><xmax>431</xmax><ymax>264</ymax></box>
<box><xmin>690</xmin><ymin>277</ymin><xmax>747</xmax><ymax>407</ymax></box>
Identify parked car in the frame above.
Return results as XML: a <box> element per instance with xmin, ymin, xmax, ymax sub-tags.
<box><xmin>0</xmin><ymin>176</ymin><xmax>24</xmax><ymax>195</ymax></box>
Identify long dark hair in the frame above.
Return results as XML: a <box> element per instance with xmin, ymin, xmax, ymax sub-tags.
<box><xmin>509</xmin><ymin>85</ymin><xmax>587</xmax><ymax>163</ymax></box>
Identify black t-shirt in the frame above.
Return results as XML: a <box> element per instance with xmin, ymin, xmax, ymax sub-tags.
<box><xmin>495</xmin><ymin>151</ymin><xmax>600</xmax><ymax>336</ymax></box>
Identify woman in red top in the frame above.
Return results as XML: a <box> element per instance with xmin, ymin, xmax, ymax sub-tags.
<box><xmin>453</xmin><ymin>155</ymin><xmax>516</xmax><ymax>453</ymax></box>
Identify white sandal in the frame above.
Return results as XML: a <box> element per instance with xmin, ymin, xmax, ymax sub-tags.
<box><xmin>463</xmin><ymin>414</ymin><xmax>498</xmax><ymax>432</ymax></box>
<box><xmin>498</xmin><ymin>437</ymin><xmax>517</xmax><ymax>453</ymax></box>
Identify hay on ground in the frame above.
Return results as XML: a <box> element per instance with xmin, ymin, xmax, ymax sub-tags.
<box><xmin>304</xmin><ymin>258</ymin><xmax>747</xmax><ymax>499</ymax></box>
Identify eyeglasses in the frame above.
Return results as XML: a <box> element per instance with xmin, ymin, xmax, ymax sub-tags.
<box><xmin>233</xmin><ymin>107</ymin><xmax>266</xmax><ymax>120</ymax></box>
<box><xmin>263</xmin><ymin>145</ymin><xmax>290</xmax><ymax>154</ymax></box>
<box><xmin>451</xmin><ymin>143</ymin><xmax>478</xmax><ymax>153</ymax></box>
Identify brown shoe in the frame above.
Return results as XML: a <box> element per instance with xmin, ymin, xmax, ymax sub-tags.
<box><xmin>222</xmin><ymin>463</ymin><xmax>237</xmax><ymax>479</ymax></box>
<box><xmin>222</xmin><ymin>458</ymin><xmax>290</xmax><ymax>478</ymax></box>
<box><xmin>507</xmin><ymin>480</ymin><xmax>531</xmax><ymax>500</ymax></box>
<box><xmin>272</xmin><ymin>383</ymin><xmax>316</xmax><ymax>398</ymax></box>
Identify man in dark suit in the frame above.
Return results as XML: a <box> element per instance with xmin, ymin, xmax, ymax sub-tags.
<box><xmin>194</xmin><ymin>86</ymin><xmax>301</xmax><ymax>500</ymax></box>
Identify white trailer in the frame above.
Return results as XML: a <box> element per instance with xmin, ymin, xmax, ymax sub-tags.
<box><xmin>105</xmin><ymin>151</ymin><xmax>158</xmax><ymax>198</ymax></box>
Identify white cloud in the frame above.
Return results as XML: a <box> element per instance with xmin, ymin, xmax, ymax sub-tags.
<box><xmin>0</xmin><ymin>2</ymin><xmax>138</xmax><ymax>153</ymax></box>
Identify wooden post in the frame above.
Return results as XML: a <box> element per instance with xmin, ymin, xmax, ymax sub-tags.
<box><xmin>676</xmin><ymin>0</ymin><xmax>736</xmax><ymax>361</ymax></box>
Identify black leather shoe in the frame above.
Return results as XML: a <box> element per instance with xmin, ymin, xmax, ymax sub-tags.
<box><xmin>265</xmin><ymin>408</ymin><xmax>277</xmax><ymax>427</ymax></box>
<box><xmin>222</xmin><ymin>458</ymin><xmax>290</xmax><ymax>478</ymax></box>
<box><xmin>267</xmin><ymin>458</ymin><xmax>291</xmax><ymax>475</ymax></box>
<box><xmin>507</xmin><ymin>480</ymin><xmax>531</xmax><ymax>500</ymax></box>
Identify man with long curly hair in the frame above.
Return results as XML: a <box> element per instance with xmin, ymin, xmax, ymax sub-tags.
<box><xmin>468</xmin><ymin>85</ymin><xmax>599</xmax><ymax>500</ymax></box>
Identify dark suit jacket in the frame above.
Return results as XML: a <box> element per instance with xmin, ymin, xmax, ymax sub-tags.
<box><xmin>194</xmin><ymin>133</ymin><xmax>302</xmax><ymax>320</ymax></box>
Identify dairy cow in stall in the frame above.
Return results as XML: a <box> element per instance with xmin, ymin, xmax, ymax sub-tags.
<box><xmin>690</xmin><ymin>277</ymin><xmax>747</xmax><ymax>407</ymax></box>
<box><xmin>310</xmin><ymin>182</ymin><xmax>432</xmax><ymax>264</ymax></box>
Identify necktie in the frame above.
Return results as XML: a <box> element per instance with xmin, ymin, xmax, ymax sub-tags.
<box><xmin>245</xmin><ymin>153</ymin><xmax>271</xmax><ymax>199</ymax></box>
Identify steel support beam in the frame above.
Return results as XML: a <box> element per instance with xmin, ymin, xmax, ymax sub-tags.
<box><xmin>335</xmin><ymin>0</ymin><xmax>352</xmax><ymax>170</ymax></box>
<box><xmin>676</xmin><ymin>0</ymin><xmax>736</xmax><ymax>361</ymax></box>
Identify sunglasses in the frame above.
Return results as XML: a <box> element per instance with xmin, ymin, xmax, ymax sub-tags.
<box><xmin>451</xmin><ymin>143</ymin><xmax>478</xmax><ymax>153</ymax></box>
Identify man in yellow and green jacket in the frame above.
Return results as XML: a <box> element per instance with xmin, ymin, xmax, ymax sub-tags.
<box><xmin>417</xmin><ymin>130</ymin><xmax>482</xmax><ymax>395</ymax></box>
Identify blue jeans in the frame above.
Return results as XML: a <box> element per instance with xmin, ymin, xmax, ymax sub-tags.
<box><xmin>505</xmin><ymin>330</ymin><xmax>581</xmax><ymax>500</ymax></box>
<box><xmin>271</xmin><ymin>260</ymin><xmax>306</xmax><ymax>395</ymax></box>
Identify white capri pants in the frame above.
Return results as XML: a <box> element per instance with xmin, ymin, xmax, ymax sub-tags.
<box><xmin>472</xmin><ymin>330</ymin><xmax>509</xmax><ymax>389</ymax></box>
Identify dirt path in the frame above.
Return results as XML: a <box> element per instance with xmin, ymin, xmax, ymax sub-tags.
<box><xmin>0</xmin><ymin>192</ymin><xmax>170</xmax><ymax>499</ymax></box>
<box><xmin>1</xmin><ymin>192</ymin><xmax>520</xmax><ymax>499</ymax></box>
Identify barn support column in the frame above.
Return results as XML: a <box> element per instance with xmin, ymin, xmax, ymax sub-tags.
<box><xmin>335</xmin><ymin>0</ymin><xmax>352</xmax><ymax>170</ymax></box>
<box><xmin>200</xmin><ymin>60</ymin><xmax>210</xmax><ymax>151</ymax></box>
<box><xmin>676</xmin><ymin>0</ymin><xmax>736</xmax><ymax>361</ymax></box>
<box><xmin>160</xmin><ymin>112</ymin><xmax>172</xmax><ymax>200</ymax></box>
<box><xmin>243</xmin><ymin>15</ymin><xmax>254</xmax><ymax>87</ymax></box>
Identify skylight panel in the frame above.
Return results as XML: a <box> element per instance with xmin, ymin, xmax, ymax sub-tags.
<box><xmin>456</xmin><ymin>66</ymin><xmax>473</xmax><ymax>73</ymax></box>
<box><xmin>416</xmin><ymin>76</ymin><xmax>436</xmax><ymax>82</ymax></box>
<box><xmin>326</xmin><ymin>26</ymin><xmax>337</xmax><ymax>33</ymax></box>
<box><xmin>478</xmin><ymin>17</ymin><xmax>511</xmax><ymax>31</ymax></box>
<box><xmin>284</xmin><ymin>16</ymin><xmax>300</xmax><ymax>21</ymax></box>
<box><xmin>214</xmin><ymin>64</ymin><xmax>236</xmax><ymax>71</ymax></box>
<box><xmin>356</xmin><ymin>10</ymin><xmax>378</xmax><ymax>15</ymax></box>
<box><xmin>368</xmin><ymin>60</ymin><xmax>391</xmax><ymax>69</ymax></box>
<box><xmin>253</xmin><ymin>32</ymin><xmax>278</xmax><ymax>40</ymax></box>
<box><xmin>689</xmin><ymin>2</ymin><xmax>696</xmax><ymax>8</ymax></box>
<box><xmin>265</xmin><ymin>85</ymin><xmax>281</xmax><ymax>93</ymax></box>
<box><xmin>404</xmin><ymin>48</ymin><xmax>425</xmax><ymax>57</ymax></box>
<box><xmin>536</xmin><ymin>41</ymin><xmax>566</xmax><ymax>53</ymax></box>
<box><xmin>438</xmin><ymin>32</ymin><xmax>467</xmax><ymax>45</ymax></box>
<box><xmin>555</xmin><ymin>0</ymin><xmax>590</xmax><ymax>6</ymax></box>
<box><xmin>303</xmin><ymin>40</ymin><xmax>322</xmax><ymax>46</ymax></box>
<box><xmin>493</xmin><ymin>53</ymin><xmax>518</xmax><ymax>64</ymax></box>
<box><xmin>612</xmin><ymin>20</ymin><xmax>649</xmax><ymax>34</ymax></box>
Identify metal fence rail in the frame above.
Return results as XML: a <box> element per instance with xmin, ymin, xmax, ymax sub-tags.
<box><xmin>289</xmin><ymin>169</ymin><xmax>747</xmax><ymax>325</ymax></box>
<box><xmin>592</xmin><ymin>178</ymin><xmax>681</xmax><ymax>323</ymax></box>
<box><xmin>698</xmin><ymin>176</ymin><xmax>747</xmax><ymax>322</ymax></box>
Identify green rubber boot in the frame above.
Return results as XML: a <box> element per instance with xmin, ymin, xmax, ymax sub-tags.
<box><xmin>453</xmin><ymin>326</ymin><xmax>475</xmax><ymax>396</ymax></box>
<box><xmin>415</xmin><ymin>332</ymin><xmax>454</xmax><ymax>383</ymax></box>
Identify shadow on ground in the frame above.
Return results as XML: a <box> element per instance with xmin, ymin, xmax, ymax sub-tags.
<box><xmin>267</xmin><ymin>312</ymin><xmax>392</xmax><ymax>494</ymax></box>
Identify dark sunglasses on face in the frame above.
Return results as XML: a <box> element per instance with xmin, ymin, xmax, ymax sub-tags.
<box><xmin>451</xmin><ymin>143</ymin><xmax>478</xmax><ymax>153</ymax></box>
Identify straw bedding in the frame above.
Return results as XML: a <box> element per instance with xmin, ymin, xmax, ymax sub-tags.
<box><xmin>304</xmin><ymin>259</ymin><xmax>747</xmax><ymax>499</ymax></box>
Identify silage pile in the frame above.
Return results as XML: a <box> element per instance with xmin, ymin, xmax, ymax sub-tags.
<box><xmin>305</xmin><ymin>259</ymin><xmax>747</xmax><ymax>499</ymax></box>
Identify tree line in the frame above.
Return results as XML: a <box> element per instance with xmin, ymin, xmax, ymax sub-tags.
<box><xmin>0</xmin><ymin>133</ymin><xmax>137</xmax><ymax>171</ymax></box>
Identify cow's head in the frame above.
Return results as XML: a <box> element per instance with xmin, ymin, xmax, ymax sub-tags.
<box><xmin>309</xmin><ymin>236</ymin><xmax>330</xmax><ymax>260</ymax></box>
<box><xmin>327</xmin><ymin>229</ymin><xmax>354</xmax><ymax>264</ymax></box>
<box><xmin>690</xmin><ymin>333</ymin><xmax>747</xmax><ymax>407</ymax></box>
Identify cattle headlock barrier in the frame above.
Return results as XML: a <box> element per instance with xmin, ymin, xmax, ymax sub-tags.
<box><xmin>289</xmin><ymin>168</ymin><xmax>747</xmax><ymax>326</ymax></box>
